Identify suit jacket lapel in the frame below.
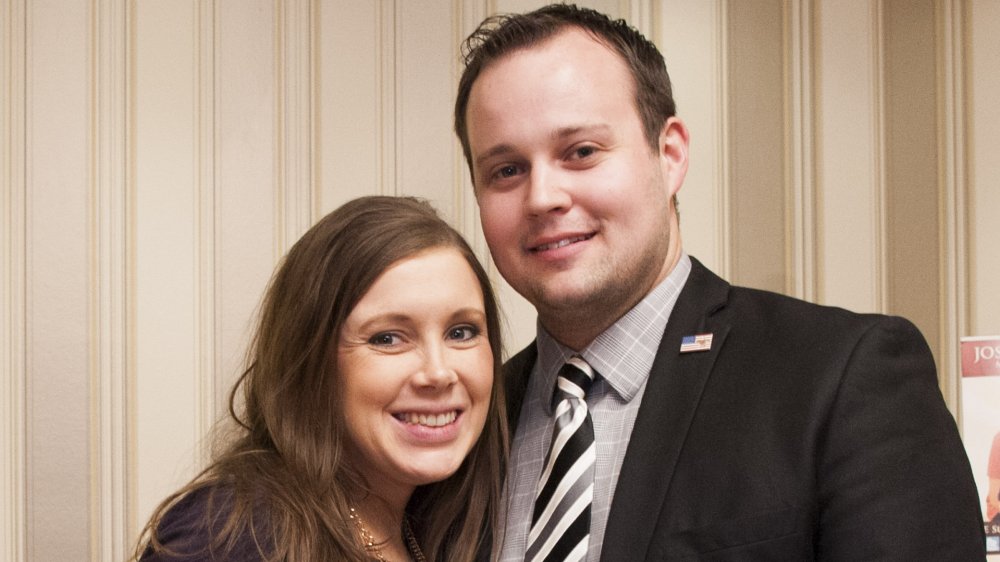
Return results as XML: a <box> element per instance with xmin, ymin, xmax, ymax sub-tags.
<box><xmin>503</xmin><ymin>343</ymin><xmax>537</xmax><ymax>434</ymax></box>
<box><xmin>600</xmin><ymin>258</ymin><xmax>732</xmax><ymax>561</ymax></box>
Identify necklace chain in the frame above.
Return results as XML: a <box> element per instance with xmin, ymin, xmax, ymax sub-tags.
<box><xmin>348</xmin><ymin>506</ymin><xmax>426</xmax><ymax>562</ymax></box>
<box><xmin>402</xmin><ymin>518</ymin><xmax>427</xmax><ymax>562</ymax></box>
<box><xmin>348</xmin><ymin>507</ymin><xmax>386</xmax><ymax>562</ymax></box>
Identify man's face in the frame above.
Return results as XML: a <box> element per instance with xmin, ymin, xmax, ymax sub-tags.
<box><xmin>464</xmin><ymin>28</ymin><xmax>688</xmax><ymax>347</ymax></box>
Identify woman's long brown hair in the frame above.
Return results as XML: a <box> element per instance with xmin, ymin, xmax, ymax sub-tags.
<box><xmin>134</xmin><ymin>196</ymin><xmax>508</xmax><ymax>561</ymax></box>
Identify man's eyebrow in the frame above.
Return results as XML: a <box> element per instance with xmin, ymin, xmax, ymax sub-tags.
<box><xmin>474</xmin><ymin>144</ymin><xmax>516</xmax><ymax>169</ymax></box>
<box><xmin>552</xmin><ymin>123</ymin><xmax>612</xmax><ymax>140</ymax></box>
<box><xmin>473</xmin><ymin>124</ymin><xmax>613</xmax><ymax>169</ymax></box>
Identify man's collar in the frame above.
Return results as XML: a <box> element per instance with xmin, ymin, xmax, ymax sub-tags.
<box><xmin>533</xmin><ymin>254</ymin><xmax>692</xmax><ymax>412</ymax></box>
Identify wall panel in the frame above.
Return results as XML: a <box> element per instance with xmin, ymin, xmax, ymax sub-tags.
<box><xmin>215</xmin><ymin>0</ymin><xmax>281</xmax><ymax>420</ymax></box>
<box><xmin>4</xmin><ymin>1</ymin><xmax>999</xmax><ymax>559</ymax></box>
<box><xmin>132</xmin><ymin>0</ymin><xmax>201</xmax><ymax>528</ymax></box>
<box><xmin>968</xmin><ymin>0</ymin><xmax>1000</xmax><ymax>338</ymax></box>
<box><xmin>728</xmin><ymin>0</ymin><xmax>786</xmax><ymax>293</ymax></box>
<box><xmin>397</xmin><ymin>0</ymin><xmax>461</xmax><ymax>220</ymax></box>
<box><xmin>661</xmin><ymin>0</ymin><xmax>728</xmax><ymax>276</ymax></box>
<box><xmin>26</xmin><ymin>0</ymin><xmax>92</xmax><ymax>559</ymax></box>
<box><xmin>883</xmin><ymin>0</ymin><xmax>941</xmax><ymax>364</ymax></box>
<box><xmin>317</xmin><ymin>1</ymin><xmax>379</xmax><ymax>210</ymax></box>
<box><xmin>814</xmin><ymin>0</ymin><xmax>884</xmax><ymax>312</ymax></box>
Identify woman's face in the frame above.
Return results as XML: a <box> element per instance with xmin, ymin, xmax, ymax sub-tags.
<box><xmin>337</xmin><ymin>247</ymin><xmax>494</xmax><ymax>502</ymax></box>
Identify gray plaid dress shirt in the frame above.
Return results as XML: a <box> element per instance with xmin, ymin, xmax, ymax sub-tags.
<box><xmin>498</xmin><ymin>254</ymin><xmax>692</xmax><ymax>562</ymax></box>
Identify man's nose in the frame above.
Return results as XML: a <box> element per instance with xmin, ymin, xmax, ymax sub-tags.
<box><xmin>525</xmin><ymin>165</ymin><xmax>572</xmax><ymax>216</ymax></box>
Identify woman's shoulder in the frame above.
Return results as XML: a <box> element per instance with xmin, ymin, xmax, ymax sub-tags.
<box><xmin>139</xmin><ymin>484</ymin><xmax>271</xmax><ymax>562</ymax></box>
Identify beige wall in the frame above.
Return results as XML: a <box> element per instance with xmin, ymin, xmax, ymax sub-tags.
<box><xmin>3</xmin><ymin>0</ymin><xmax>998</xmax><ymax>560</ymax></box>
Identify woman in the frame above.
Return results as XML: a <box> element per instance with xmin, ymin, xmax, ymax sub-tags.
<box><xmin>135</xmin><ymin>196</ymin><xmax>508</xmax><ymax>561</ymax></box>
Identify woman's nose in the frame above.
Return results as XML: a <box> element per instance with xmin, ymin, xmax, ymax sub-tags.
<box><xmin>415</xmin><ymin>344</ymin><xmax>458</xmax><ymax>388</ymax></box>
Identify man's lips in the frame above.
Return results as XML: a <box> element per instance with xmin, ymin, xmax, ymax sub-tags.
<box><xmin>529</xmin><ymin>233</ymin><xmax>595</xmax><ymax>253</ymax></box>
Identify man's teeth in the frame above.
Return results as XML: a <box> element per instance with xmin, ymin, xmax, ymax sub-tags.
<box><xmin>536</xmin><ymin>235</ymin><xmax>590</xmax><ymax>252</ymax></box>
<box><xmin>398</xmin><ymin>411</ymin><xmax>458</xmax><ymax>427</ymax></box>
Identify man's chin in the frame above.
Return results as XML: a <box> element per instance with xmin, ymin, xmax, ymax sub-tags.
<box><xmin>524</xmin><ymin>282</ymin><xmax>595</xmax><ymax>311</ymax></box>
<box><xmin>530</xmin><ymin>287</ymin><xmax>620</xmax><ymax>328</ymax></box>
<box><xmin>528</xmin><ymin>273</ymin><xmax>652</xmax><ymax>327</ymax></box>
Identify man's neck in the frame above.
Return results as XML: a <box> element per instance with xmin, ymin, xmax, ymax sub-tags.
<box><xmin>541</xmin><ymin>246</ymin><xmax>683</xmax><ymax>351</ymax></box>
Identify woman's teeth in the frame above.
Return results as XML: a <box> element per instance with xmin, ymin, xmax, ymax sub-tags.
<box><xmin>397</xmin><ymin>411</ymin><xmax>458</xmax><ymax>427</ymax></box>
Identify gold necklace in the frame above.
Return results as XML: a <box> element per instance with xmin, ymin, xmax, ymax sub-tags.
<box><xmin>348</xmin><ymin>507</ymin><xmax>426</xmax><ymax>562</ymax></box>
<box><xmin>348</xmin><ymin>506</ymin><xmax>386</xmax><ymax>561</ymax></box>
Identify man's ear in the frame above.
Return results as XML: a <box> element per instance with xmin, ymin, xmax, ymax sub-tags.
<box><xmin>658</xmin><ymin>116</ymin><xmax>690</xmax><ymax>198</ymax></box>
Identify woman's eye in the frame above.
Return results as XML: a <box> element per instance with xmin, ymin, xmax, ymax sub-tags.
<box><xmin>571</xmin><ymin>146</ymin><xmax>596</xmax><ymax>159</ymax></box>
<box><xmin>368</xmin><ymin>332</ymin><xmax>401</xmax><ymax>346</ymax></box>
<box><xmin>447</xmin><ymin>325</ymin><xmax>480</xmax><ymax>342</ymax></box>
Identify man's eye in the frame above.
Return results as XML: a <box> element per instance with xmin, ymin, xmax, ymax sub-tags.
<box><xmin>368</xmin><ymin>332</ymin><xmax>401</xmax><ymax>346</ymax></box>
<box><xmin>497</xmin><ymin>165</ymin><xmax>519</xmax><ymax>178</ymax></box>
<box><xmin>447</xmin><ymin>325</ymin><xmax>480</xmax><ymax>341</ymax></box>
<box><xmin>572</xmin><ymin>146</ymin><xmax>596</xmax><ymax>159</ymax></box>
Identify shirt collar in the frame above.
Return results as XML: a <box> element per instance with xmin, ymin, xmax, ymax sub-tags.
<box><xmin>533</xmin><ymin>254</ymin><xmax>692</xmax><ymax>413</ymax></box>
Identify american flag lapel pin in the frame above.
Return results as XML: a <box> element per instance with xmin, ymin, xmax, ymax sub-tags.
<box><xmin>680</xmin><ymin>333</ymin><xmax>713</xmax><ymax>353</ymax></box>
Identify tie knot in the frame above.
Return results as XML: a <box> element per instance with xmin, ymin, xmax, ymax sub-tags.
<box><xmin>556</xmin><ymin>356</ymin><xmax>595</xmax><ymax>401</ymax></box>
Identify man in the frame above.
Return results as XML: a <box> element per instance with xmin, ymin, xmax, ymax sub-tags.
<box><xmin>454</xmin><ymin>4</ymin><xmax>985</xmax><ymax>561</ymax></box>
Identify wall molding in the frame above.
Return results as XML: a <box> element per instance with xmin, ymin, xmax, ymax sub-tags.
<box><xmin>194</xmin><ymin>0</ymin><xmax>218</xmax><ymax>468</ymax></box>
<box><xmin>2</xmin><ymin>0</ymin><xmax>28</xmax><ymax>559</ymax></box>
<box><xmin>936</xmin><ymin>0</ymin><xmax>968</xmax><ymax>414</ymax></box>
<box><xmin>89</xmin><ymin>0</ymin><xmax>129</xmax><ymax>559</ymax></box>
<box><xmin>377</xmin><ymin>0</ymin><xmax>398</xmax><ymax>197</ymax></box>
<box><xmin>275</xmin><ymin>0</ymin><xmax>315</xmax><ymax>251</ymax></box>
<box><xmin>453</xmin><ymin>0</ymin><xmax>489</xmax><ymax>259</ymax></box>
<box><xmin>871</xmin><ymin>0</ymin><xmax>888</xmax><ymax>313</ymax></box>
<box><xmin>717</xmin><ymin>0</ymin><xmax>731</xmax><ymax>279</ymax></box>
<box><xmin>124</xmin><ymin>0</ymin><xmax>137</xmax><ymax>542</ymax></box>
<box><xmin>628</xmin><ymin>0</ymin><xmax>655</xmax><ymax>39</ymax></box>
<box><xmin>786</xmin><ymin>0</ymin><xmax>817</xmax><ymax>302</ymax></box>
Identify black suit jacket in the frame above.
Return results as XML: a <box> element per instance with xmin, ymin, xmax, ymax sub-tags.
<box><xmin>503</xmin><ymin>258</ymin><xmax>984</xmax><ymax>560</ymax></box>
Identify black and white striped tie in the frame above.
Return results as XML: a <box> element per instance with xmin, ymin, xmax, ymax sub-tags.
<box><xmin>526</xmin><ymin>356</ymin><xmax>595</xmax><ymax>562</ymax></box>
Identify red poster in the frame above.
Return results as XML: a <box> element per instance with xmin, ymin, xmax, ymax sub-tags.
<box><xmin>962</xmin><ymin>337</ymin><xmax>1000</xmax><ymax>378</ymax></box>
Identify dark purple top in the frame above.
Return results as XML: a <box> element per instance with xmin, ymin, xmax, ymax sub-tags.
<box><xmin>140</xmin><ymin>486</ymin><xmax>270</xmax><ymax>562</ymax></box>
